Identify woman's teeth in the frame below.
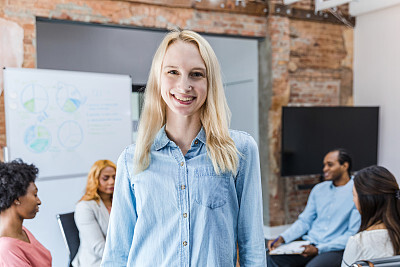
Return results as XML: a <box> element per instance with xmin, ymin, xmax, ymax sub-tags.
<box><xmin>175</xmin><ymin>95</ymin><xmax>194</xmax><ymax>101</ymax></box>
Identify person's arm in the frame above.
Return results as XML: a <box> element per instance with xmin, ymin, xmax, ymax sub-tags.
<box><xmin>267</xmin><ymin>236</ymin><xmax>285</xmax><ymax>251</ymax></box>
<box><xmin>101</xmin><ymin>146</ymin><xmax>137</xmax><ymax>266</ymax></box>
<box><xmin>280</xmin><ymin>187</ymin><xmax>318</xmax><ymax>243</ymax></box>
<box><xmin>316</xmin><ymin>208</ymin><xmax>360</xmax><ymax>253</ymax></box>
<box><xmin>236</xmin><ymin>135</ymin><xmax>266</xmax><ymax>267</ymax></box>
<box><xmin>341</xmin><ymin>235</ymin><xmax>361</xmax><ymax>267</ymax></box>
<box><xmin>74</xmin><ymin>201</ymin><xmax>107</xmax><ymax>258</ymax></box>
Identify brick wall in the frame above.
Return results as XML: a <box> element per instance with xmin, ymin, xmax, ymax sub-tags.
<box><xmin>267</xmin><ymin>14</ymin><xmax>353</xmax><ymax>225</ymax></box>
<box><xmin>0</xmin><ymin>0</ymin><xmax>353</xmax><ymax>226</ymax></box>
<box><xmin>284</xmin><ymin>174</ymin><xmax>321</xmax><ymax>223</ymax></box>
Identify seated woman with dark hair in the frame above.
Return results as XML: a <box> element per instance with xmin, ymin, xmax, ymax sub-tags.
<box><xmin>0</xmin><ymin>159</ymin><xmax>52</xmax><ymax>266</ymax></box>
<box><xmin>72</xmin><ymin>159</ymin><xmax>116</xmax><ymax>267</ymax></box>
<box><xmin>342</xmin><ymin>165</ymin><xmax>400</xmax><ymax>266</ymax></box>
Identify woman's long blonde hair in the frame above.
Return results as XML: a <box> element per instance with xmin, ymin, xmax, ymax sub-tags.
<box><xmin>135</xmin><ymin>30</ymin><xmax>239</xmax><ymax>175</ymax></box>
<box><xmin>80</xmin><ymin>159</ymin><xmax>116</xmax><ymax>203</ymax></box>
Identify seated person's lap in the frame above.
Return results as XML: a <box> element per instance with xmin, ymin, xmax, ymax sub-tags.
<box><xmin>267</xmin><ymin>250</ymin><xmax>344</xmax><ymax>267</ymax></box>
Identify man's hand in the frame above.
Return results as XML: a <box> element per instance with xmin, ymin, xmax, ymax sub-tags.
<box><xmin>301</xmin><ymin>244</ymin><xmax>318</xmax><ymax>257</ymax></box>
<box><xmin>267</xmin><ymin>236</ymin><xmax>284</xmax><ymax>251</ymax></box>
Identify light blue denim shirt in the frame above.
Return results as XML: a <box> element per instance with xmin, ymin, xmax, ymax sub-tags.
<box><xmin>101</xmin><ymin>127</ymin><xmax>266</xmax><ymax>266</ymax></box>
<box><xmin>281</xmin><ymin>178</ymin><xmax>361</xmax><ymax>253</ymax></box>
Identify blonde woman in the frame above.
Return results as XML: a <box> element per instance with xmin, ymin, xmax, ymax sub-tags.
<box><xmin>102</xmin><ymin>30</ymin><xmax>265</xmax><ymax>266</ymax></box>
<box><xmin>73</xmin><ymin>160</ymin><xmax>116</xmax><ymax>267</ymax></box>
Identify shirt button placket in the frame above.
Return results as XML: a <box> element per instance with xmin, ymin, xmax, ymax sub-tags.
<box><xmin>179</xmin><ymin>159</ymin><xmax>189</xmax><ymax>266</ymax></box>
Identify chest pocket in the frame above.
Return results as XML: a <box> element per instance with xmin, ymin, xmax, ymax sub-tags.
<box><xmin>193</xmin><ymin>167</ymin><xmax>231</xmax><ymax>209</ymax></box>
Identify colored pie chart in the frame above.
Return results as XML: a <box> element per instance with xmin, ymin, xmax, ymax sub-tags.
<box><xmin>21</xmin><ymin>84</ymin><xmax>49</xmax><ymax>113</ymax></box>
<box><xmin>57</xmin><ymin>83</ymin><xmax>82</xmax><ymax>113</ymax></box>
<box><xmin>24</xmin><ymin>125</ymin><xmax>51</xmax><ymax>153</ymax></box>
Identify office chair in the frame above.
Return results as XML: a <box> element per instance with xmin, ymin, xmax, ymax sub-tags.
<box><xmin>57</xmin><ymin>212</ymin><xmax>80</xmax><ymax>267</ymax></box>
<box><xmin>352</xmin><ymin>255</ymin><xmax>400</xmax><ymax>266</ymax></box>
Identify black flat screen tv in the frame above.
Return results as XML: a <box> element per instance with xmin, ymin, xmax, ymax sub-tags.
<box><xmin>281</xmin><ymin>106</ymin><xmax>379</xmax><ymax>177</ymax></box>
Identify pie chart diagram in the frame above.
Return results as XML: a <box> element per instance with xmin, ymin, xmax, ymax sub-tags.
<box><xmin>56</xmin><ymin>83</ymin><xmax>83</xmax><ymax>113</ymax></box>
<box><xmin>21</xmin><ymin>84</ymin><xmax>49</xmax><ymax>114</ymax></box>
<box><xmin>58</xmin><ymin>121</ymin><xmax>83</xmax><ymax>148</ymax></box>
<box><xmin>24</xmin><ymin>125</ymin><xmax>51</xmax><ymax>153</ymax></box>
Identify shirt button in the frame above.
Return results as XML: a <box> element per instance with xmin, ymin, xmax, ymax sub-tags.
<box><xmin>183</xmin><ymin>213</ymin><xmax>187</xmax><ymax>218</ymax></box>
<box><xmin>181</xmin><ymin>185</ymin><xmax>186</xmax><ymax>190</ymax></box>
<box><xmin>183</xmin><ymin>241</ymin><xmax>187</xmax><ymax>246</ymax></box>
<box><xmin>180</xmin><ymin>162</ymin><xmax>184</xmax><ymax>167</ymax></box>
<box><xmin>194</xmin><ymin>140</ymin><xmax>199</xmax><ymax>145</ymax></box>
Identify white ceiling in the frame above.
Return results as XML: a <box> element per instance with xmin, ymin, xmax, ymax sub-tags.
<box><xmin>350</xmin><ymin>0</ymin><xmax>400</xmax><ymax>16</ymax></box>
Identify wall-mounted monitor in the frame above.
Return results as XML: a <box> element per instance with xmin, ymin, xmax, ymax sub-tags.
<box><xmin>281</xmin><ymin>106</ymin><xmax>379</xmax><ymax>177</ymax></box>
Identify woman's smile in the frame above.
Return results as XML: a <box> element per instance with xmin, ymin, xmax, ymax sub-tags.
<box><xmin>172</xmin><ymin>93</ymin><xmax>196</xmax><ymax>104</ymax></box>
<box><xmin>161</xmin><ymin>40</ymin><xmax>207</xmax><ymax>119</ymax></box>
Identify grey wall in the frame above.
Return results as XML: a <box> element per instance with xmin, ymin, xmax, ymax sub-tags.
<box><xmin>35</xmin><ymin>20</ymin><xmax>259</xmax><ymax>266</ymax></box>
<box><xmin>353</xmin><ymin>4</ymin><xmax>400</xmax><ymax>180</ymax></box>
<box><xmin>37</xmin><ymin>21</ymin><xmax>163</xmax><ymax>84</ymax></box>
<box><xmin>37</xmin><ymin>20</ymin><xmax>259</xmax><ymax>141</ymax></box>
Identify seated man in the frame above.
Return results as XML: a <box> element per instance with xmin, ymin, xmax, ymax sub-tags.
<box><xmin>267</xmin><ymin>148</ymin><xmax>361</xmax><ymax>267</ymax></box>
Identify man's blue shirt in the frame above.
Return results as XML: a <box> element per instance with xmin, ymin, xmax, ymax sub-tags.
<box><xmin>101</xmin><ymin>127</ymin><xmax>266</xmax><ymax>266</ymax></box>
<box><xmin>281</xmin><ymin>178</ymin><xmax>361</xmax><ymax>253</ymax></box>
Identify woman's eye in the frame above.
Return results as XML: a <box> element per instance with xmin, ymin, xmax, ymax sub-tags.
<box><xmin>167</xmin><ymin>70</ymin><xmax>179</xmax><ymax>75</ymax></box>
<box><xmin>191</xmin><ymin>72</ymin><xmax>204</xmax><ymax>78</ymax></box>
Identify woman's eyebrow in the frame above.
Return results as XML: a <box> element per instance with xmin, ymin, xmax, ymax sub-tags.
<box><xmin>163</xmin><ymin>65</ymin><xmax>178</xmax><ymax>69</ymax></box>
<box><xmin>192</xmin><ymin>67</ymin><xmax>206</xmax><ymax>72</ymax></box>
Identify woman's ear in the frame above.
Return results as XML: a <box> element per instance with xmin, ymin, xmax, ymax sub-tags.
<box><xmin>14</xmin><ymin>199</ymin><xmax>21</xmax><ymax>205</ymax></box>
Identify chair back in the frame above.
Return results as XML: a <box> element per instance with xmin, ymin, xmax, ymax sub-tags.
<box><xmin>57</xmin><ymin>212</ymin><xmax>80</xmax><ymax>267</ymax></box>
<box><xmin>353</xmin><ymin>255</ymin><xmax>400</xmax><ymax>267</ymax></box>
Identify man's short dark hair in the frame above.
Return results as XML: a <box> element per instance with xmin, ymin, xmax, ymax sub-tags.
<box><xmin>329</xmin><ymin>148</ymin><xmax>352</xmax><ymax>175</ymax></box>
<box><xmin>0</xmin><ymin>159</ymin><xmax>38</xmax><ymax>212</ymax></box>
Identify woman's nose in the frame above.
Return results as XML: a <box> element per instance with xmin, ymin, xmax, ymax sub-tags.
<box><xmin>179</xmin><ymin>76</ymin><xmax>191</xmax><ymax>91</ymax></box>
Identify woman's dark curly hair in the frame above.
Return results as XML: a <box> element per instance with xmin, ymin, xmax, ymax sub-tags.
<box><xmin>0</xmin><ymin>159</ymin><xmax>38</xmax><ymax>212</ymax></box>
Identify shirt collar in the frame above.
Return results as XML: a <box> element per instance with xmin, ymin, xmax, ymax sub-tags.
<box><xmin>196</xmin><ymin>127</ymin><xmax>206</xmax><ymax>145</ymax></box>
<box><xmin>329</xmin><ymin>176</ymin><xmax>353</xmax><ymax>189</ymax></box>
<box><xmin>153</xmin><ymin>125</ymin><xmax>206</xmax><ymax>151</ymax></box>
<box><xmin>153</xmin><ymin>125</ymin><xmax>170</xmax><ymax>151</ymax></box>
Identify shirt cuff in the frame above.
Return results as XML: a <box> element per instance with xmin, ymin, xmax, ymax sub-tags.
<box><xmin>316</xmin><ymin>244</ymin><xmax>327</xmax><ymax>254</ymax></box>
<box><xmin>280</xmin><ymin>232</ymin><xmax>294</xmax><ymax>244</ymax></box>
